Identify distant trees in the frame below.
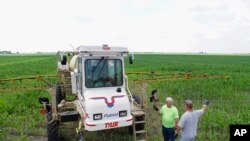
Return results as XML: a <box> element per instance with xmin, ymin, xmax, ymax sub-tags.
<box><xmin>199</xmin><ymin>51</ymin><xmax>206</xmax><ymax>54</ymax></box>
<box><xmin>0</xmin><ymin>51</ymin><xmax>12</xmax><ymax>54</ymax></box>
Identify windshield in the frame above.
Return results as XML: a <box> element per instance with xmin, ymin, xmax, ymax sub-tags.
<box><xmin>85</xmin><ymin>59</ymin><xmax>123</xmax><ymax>88</ymax></box>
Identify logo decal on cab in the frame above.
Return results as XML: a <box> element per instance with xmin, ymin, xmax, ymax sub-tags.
<box><xmin>90</xmin><ymin>95</ymin><xmax>125</xmax><ymax>108</ymax></box>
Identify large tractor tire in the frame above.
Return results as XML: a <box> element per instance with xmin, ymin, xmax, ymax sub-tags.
<box><xmin>47</xmin><ymin>112</ymin><xmax>59</xmax><ymax>141</ymax></box>
<box><xmin>132</xmin><ymin>95</ymin><xmax>141</xmax><ymax>104</ymax></box>
<box><xmin>56</xmin><ymin>83</ymin><xmax>63</xmax><ymax>105</ymax></box>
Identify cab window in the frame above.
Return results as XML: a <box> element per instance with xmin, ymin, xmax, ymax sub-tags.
<box><xmin>85</xmin><ymin>59</ymin><xmax>123</xmax><ymax>88</ymax></box>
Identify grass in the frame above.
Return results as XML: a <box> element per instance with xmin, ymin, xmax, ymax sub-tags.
<box><xmin>127</xmin><ymin>54</ymin><xmax>250</xmax><ymax>141</ymax></box>
<box><xmin>0</xmin><ymin>54</ymin><xmax>250</xmax><ymax>141</ymax></box>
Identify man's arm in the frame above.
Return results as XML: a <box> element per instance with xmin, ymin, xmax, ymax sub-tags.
<box><xmin>196</xmin><ymin>101</ymin><xmax>209</xmax><ymax>117</ymax></box>
<box><xmin>176</xmin><ymin>125</ymin><xmax>182</xmax><ymax>134</ymax></box>
<box><xmin>174</xmin><ymin>108</ymin><xmax>179</xmax><ymax>128</ymax></box>
<box><xmin>175</xmin><ymin>118</ymin><xmax>179</xmax><ymax>129</ymax></box>
<box><xmin>202</xmin><ymin>100</ymin><xmax>210</xmax><ymax>111</ymax></box>
<box><xmin>176</xmin><ymin>114</ymin><xmax>185</xmax><ymax>134</ymax></box>
<box><xmin>202</xmin><ymin>105</ymin><xmax>207</xmax><ymax>111</ymax></box>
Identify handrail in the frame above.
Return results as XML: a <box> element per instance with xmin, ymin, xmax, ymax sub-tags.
<box><xmin>125</xmin><ymin>75</ymin><xmax>133</xmax><ymax>110</ymax></box>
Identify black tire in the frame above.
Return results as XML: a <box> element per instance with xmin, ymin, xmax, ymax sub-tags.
<box><xmin>56</xmin><ymin>83</ymin><xmax>63</xmax><ymax>105</ymax></box>
<box><xmin>47</xmin><ymin>112</ymin><xmax>59</xmax><ymax>141</ymax></box>
<box><xmin>132</xmin><ymin>95</ymin><xmax>141</xmax><ymax>104</ymax></box>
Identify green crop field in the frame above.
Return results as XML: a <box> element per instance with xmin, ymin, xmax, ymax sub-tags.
<box><xmin>0</xmin><ymin>54</ymin><xmax>250</xmax><ymax>141</ymax></box>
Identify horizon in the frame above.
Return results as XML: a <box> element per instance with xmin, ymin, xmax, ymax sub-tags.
<box><xmin>1</xmin><ymin>50</ymin><xmax>250</xmax><ymax>55</ymax></box>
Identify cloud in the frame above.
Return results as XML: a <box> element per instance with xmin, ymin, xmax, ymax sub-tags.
<box><xmin>120</xmin><ymin>0</ymin><xmax>168</xmax><ymax>18</ymax></box>
<box><xmin>76</xmin><ymin>17</ymin><xmax>93</xmax><ymax>24</ymax></box>
<box><xmin>1</xmin><ymin>0</ymin><xmax>250</xmax><ymax>53</ymax></box>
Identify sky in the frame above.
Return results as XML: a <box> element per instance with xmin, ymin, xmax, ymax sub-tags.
<box><xmin>1</xmin><ymin>0</ymin><xmax>250</xmax><ymax>53</ymax></box>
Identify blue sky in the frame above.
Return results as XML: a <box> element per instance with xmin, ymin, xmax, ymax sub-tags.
<box><xmin>1</xmin><ymin>0</ymin><xmax>250</xmax><ymax>53</ymax></box>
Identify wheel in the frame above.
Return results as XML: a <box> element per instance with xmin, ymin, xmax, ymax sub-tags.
<box><xmin>47</xmin><ymin>112</ymin><xmax>59</xmax><ymax>141</ymax></box>
<box><xmin>56</xmin><ymin>83</ymin><xmax>63</xmax><ymax>104</ymax></box>
<box><xmin>132</xmin><ymin>95</ymin><xmax>141</xmax><ymax>104</ymax></box>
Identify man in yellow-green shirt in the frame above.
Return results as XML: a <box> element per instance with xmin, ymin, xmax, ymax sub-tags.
<box><xmin>160</xmin><ymin>97</ymin><xmax>179</xmax><ymax>141</ymax></box>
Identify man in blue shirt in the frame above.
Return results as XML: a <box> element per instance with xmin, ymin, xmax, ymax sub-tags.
<box><xmin>177</xmin><ymin>100</ymin><xmax>208</xmax><ymax>141</ymax></box>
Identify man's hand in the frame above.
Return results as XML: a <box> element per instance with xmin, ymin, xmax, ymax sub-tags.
<box><xmin>203</xmin><ymin>100</ymin><xmax>210</xmax><ymax>106</ymax></box>
<box><xmin>174</xmin><ymin>128</ymin><xmax>178</xmax><ymax>138</ymax></box>
<box><xmin>202</xmin><ymin>100</ymin><xmax>210</xmax><ymax>111</ymax></box>
<box><xmin>176</xmin><ymin>126</ymin><xmax>182</xmax><ymax>134</ymax></box>
<box><xmin>174</xmin><ymin>132</ymin><xmax>178</xmax><ymax>139</ymax></box>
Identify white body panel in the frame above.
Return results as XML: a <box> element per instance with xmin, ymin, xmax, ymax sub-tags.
<box><xmin>81</xmin><ymin>87</ymin><xmax>132</xmax><ymax>131</ymax></box>
<box><xmin>76</xmin><ymin>46</ymin><xmax>128</xmax><ymax>57</ymax></box>
<box><xmin>76</xmin><ymin>46</ymin><xmax>128</xmax><ymax>53</ymax></box>
<box><xmin>69</xmin><ymin>55</ymin><xmax>78</xmax><ymax>71</ymax></box>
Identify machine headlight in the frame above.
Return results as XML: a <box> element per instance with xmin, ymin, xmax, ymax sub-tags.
<box><xmin>93</xmin><ymin>113</ymin><xmax>102</xmax><ymax>120</ymax></box>
<box><xmin>119</xmin><ymin>110</ymin><xmax>127</xmax><ymax>117</ymax></box>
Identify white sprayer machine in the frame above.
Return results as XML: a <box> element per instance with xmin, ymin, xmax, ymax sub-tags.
<box><xmin>39</xmin><ymin>45</ymin><xmax>147</xmax><ymax>141</ymax></box>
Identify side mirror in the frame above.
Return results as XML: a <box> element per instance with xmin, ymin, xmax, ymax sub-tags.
<box><xmin>129</xmin><ymin>53</ymin><xmax>134</xmax><ymax>64</ymax></box>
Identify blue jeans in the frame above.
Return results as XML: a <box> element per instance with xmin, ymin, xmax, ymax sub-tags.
<box><xmin>162</xmin><ymin>125</ymin><xmax>175</xmax><ymax>141</ymax></box>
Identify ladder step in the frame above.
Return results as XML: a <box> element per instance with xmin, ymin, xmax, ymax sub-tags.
<box><xmin>131</xmin><ymin>111</ymin><xmax>145</xmax><ymax>116</ymax></box>
<box><xmin>134</xmin><ymin>121</ymin><xmax>145</xmax><ymax>124</ymax></box>
<box><xmin>135</xmin><ymin>130</ymin><xmax>146</xmax><ymax>134</ymax></box>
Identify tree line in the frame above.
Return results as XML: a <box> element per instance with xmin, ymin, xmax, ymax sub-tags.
<box><xmin>0</xmin><ymin>51</ymin><xmax>13</xmax><ymax>54</ymax></box>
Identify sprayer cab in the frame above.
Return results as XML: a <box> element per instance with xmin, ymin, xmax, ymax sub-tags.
<box><xmin>56</xmin><ymin>45</ymin><xmax>135</xmax><ymax>131</ymax></box>
<box><xmin>73</xmin><ymin>45</ymin><xmax>133</xmax><ymax>131</ymax></box>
